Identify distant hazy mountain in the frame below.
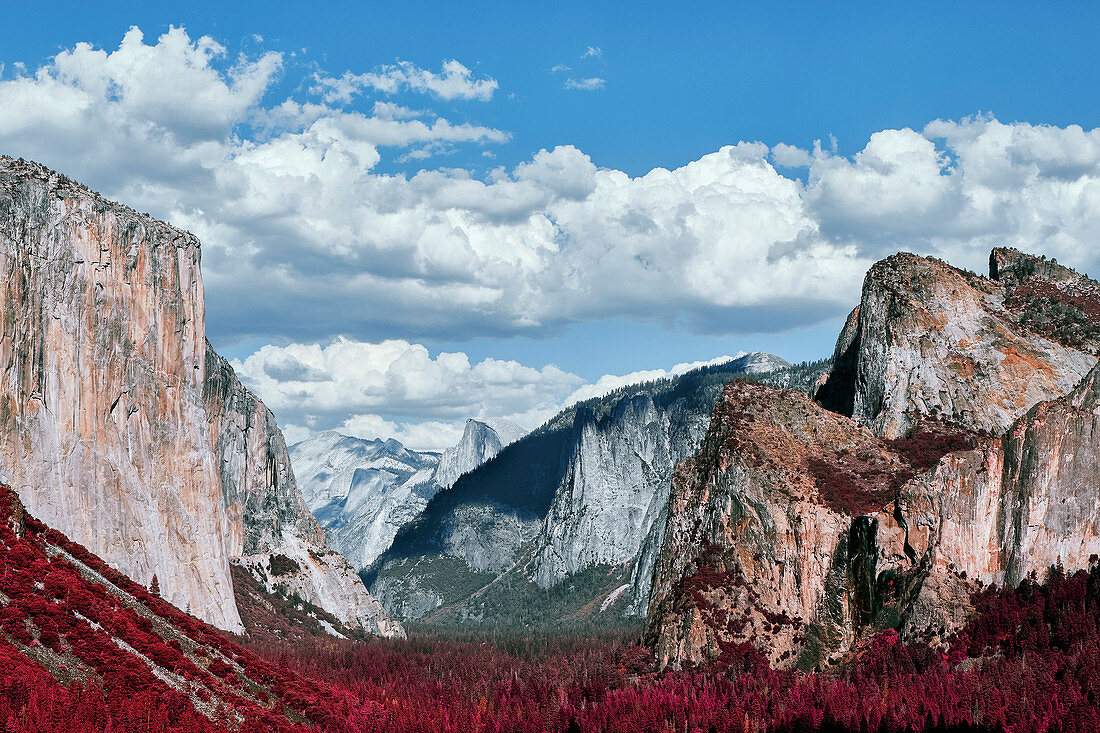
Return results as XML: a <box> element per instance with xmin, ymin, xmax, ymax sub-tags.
<box><xmin>292</xmin><ymin>432</ymin><xmax>442</xmax><ymax>570</ymax></box>
<box><xmin>291</xmin><ymin>419</ymin><xmax>527</xmax><ymax>571</ymax></box>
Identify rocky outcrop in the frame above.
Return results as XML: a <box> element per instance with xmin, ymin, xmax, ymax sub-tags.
<box><xmin>929</xmin><ymin>361</ymin><xmax>1100</xmax><ymax>588</ymax></box>
<box><xmin>292</xmin><ymin>431</ymin><xmax>441</xmax><ymax>570</ymax></box>
<box><xmin>817</xmin><ymin>252</ymin><xmax>1096</xmax><ymax>438</ymax></box>
<box><xmin>861</xmin><ymin>361</ymin><xmax>1100</xmax><ymax>646</ymax></box>
<box><xmin>433</xmin><ymin>418</ymin><xmax>525</xmax><ymax>489</ymax></box>
<box><xmin>646</xmin><ymin>381</ymin><xmax>916</xmax><ymax>670</ymax></box>
<box><xmin>0</xmin><ymin>157</ymin><xmax>400</xmax><ymax>637</ymax></box>
<box><xmin>648</xmin><ymin>249</ymin><xmax>1100</xmax><ymax>672</ymax></box>
<box><xmin>205</xmin><ymin>347</ymin><xmax>326</xmax><ymax>557</ymax></box>
<box><xmin>992</xmin><ymin>247</ymin><xmax>1100</xmax><ymax>355</ymax></box>
<box><xmin>205</xmin><ymin>351</ymin><xmax>403</xmax><ymax>638</ymax></box>
<box><xmin>996</xmin><ymin>362</ymin><xmax>1100</xmax><ymax>580</ymax></box>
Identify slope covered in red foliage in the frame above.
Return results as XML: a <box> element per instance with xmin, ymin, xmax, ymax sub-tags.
<box><xmin>0</xmin><ymin>483</ymin><xmax>387</xmax><ymax>732</ymax></box>
<box><xmin>2</xmin><ymin>481</ymin><xmax>1100</xmax><ymax>732</ymax></box>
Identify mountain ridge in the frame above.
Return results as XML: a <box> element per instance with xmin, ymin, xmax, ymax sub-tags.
<box><xmin>291</xmin><ymin>417</ymin><xmax>525</xmax><ymax>572</ymax></box>
<box><xmin>365</xmin><ymin>353</ymin><xmax>831</xmax><ymax>627</ymax></box>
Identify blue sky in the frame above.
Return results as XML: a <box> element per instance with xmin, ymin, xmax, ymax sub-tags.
<box><xmin>4</xmin><ymin>2</ymin><xmax>1100</xmax><ymax>448</ymax></box>
<box><xmin>8</xmin><ymin>2</ymin><xmax>1100</xmax><ymax>178</ymax></box>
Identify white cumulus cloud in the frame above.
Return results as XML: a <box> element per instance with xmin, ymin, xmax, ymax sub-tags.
<box><xmin>313</xmin><ymin>59</ymin><xmax>498</xmax><ymax>103</ymax></box>
<box><xmin>4</xmin><ymin>30</ymin><xmax>1100</xmax><ymax>357</ymax></box>
<box><xmin>564</xmin><ymin>77</ymin><xmax>606</xmax><ymax>91</ymax></box>
<box><xmin>231</xmin><ymin>337</ymin><xmax>584</xmax><ymax>450</ymax></box>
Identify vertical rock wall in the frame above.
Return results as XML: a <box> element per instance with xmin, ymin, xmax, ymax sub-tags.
<box><xmin>0</xmin><ymin>157</ymin><xmax>401</xmax><ymax>637</ymax></box>
<box><xmin>648</xmin><ymin>251</ymin><xmax>1100</xmax><ymax>672</ymax></box>
<box><xmin>0</xmin><ymin>158</ymin><xmax>242</xmax><ymax>631</ymax></box>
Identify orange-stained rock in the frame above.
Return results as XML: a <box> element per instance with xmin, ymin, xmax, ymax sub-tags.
<box><xmin>817</xmin><ymin>252</ymin><xmax>1096</xmax><ymax>438</ymax></box>
<box><xmin>646</xmin><ymin>381</ymin><xmax>907</xmax><ymax>670</ymax></box>
<box><xmin>0</xmin><ymin>157</ymin><xmax>401</xmax><ymax>637</ymax></box>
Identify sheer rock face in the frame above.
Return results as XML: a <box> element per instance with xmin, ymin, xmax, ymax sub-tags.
<box><xmin>996</xmin><ymin>362</ymin><xmax>1100</xmax><ymax>584</ymax></box>
<box><xmin>433</xmin><ymin>419</ymin><xmax>525</xmax><ymax>490</ymax></box>
<box><xmin>0</xmin><ymin>157</ymin><xmax>401</xmax><ymax>638</ymax></box>
<box><xmin>646</xmin><ymin>382</ymin><xmax>905</xmax><ymax>670</ymax></box>
<box><xmin>0</xmin><ymin>159</ymin><xmax>240</xmax><ymax>631</ymax></box>
<box><xmin>531</xmin><ymin>394</ymin><xmax>711</xmax><ymax>614</ymax></box>
<box><xmin>205</xmin><ymin>347</ymin><xmax>325</xmax><ymax>557</ymax></box>
<box><xmin>875</xmin><ymin>363</ymin><xmax>1100</xmax><ymax>640</ymax></box>
<box><xmin>817</xmin><ymin>252</ymin><xmax>1096</xmax><ymax>438</ymax></box>
<box><xmin>648</xmin><ymin>373</ymin><xmax>1100</xmax><ymax>671</ymax></box>
<box><xmin>205</xmin><ymin>349</ymin><xmax>404</xmax><ymax>638</ymax></box>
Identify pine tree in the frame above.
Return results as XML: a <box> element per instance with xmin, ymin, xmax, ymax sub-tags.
<box><xmin>149</xmin><ymin>574</ymin><xmax>159</xmax><ymax>597</ymax></box>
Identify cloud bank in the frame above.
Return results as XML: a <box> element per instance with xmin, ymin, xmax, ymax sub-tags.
<box><xmin>6</xmin><ymin>27</ymin><xmax>1100</xmax><ymax>350</ymax></box>
<box><xmin>7</xmin><ymin>27</ymin><xmax>1100</xmax><ymax>447</ymax></box>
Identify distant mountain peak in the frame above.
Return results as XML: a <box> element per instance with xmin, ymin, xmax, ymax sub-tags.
<box><xmin>290</xmin><ymin>419</ymin><xmax>524</xmax><ymax>573</ymax></box>
<box><xmin>433</xmin><ymin>418</ymin><xmax>528</xmax><ymax>489</ymax></box>
<box><xmin>728</xmin><ymin>351</ymin><xmax>791</xmax><ymax>374</ymax></box>
<box><xmin>472</xmin><ymin>417</ymin><xmax>527</xmax><ymax>445</ymax></box>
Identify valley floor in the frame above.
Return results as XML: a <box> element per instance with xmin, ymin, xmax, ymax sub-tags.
<box><xmin>6</xmin><ymin>562</ymin><xmax>1100</xmax><ymax>733</ymax></box>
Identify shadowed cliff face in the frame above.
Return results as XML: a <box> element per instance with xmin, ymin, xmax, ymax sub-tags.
<box><xmin>0</xmin><ymin>157</ymin><xmax>401</xmax><ymax>638</ymax></box>
<box><xmin>816</xmin><ymin>252</ymin><xmax>1096</xmax><ymax>439</ymax></box>
<box><xmin>365</xmin><ymin>355</ymin><xmax>818</xmax><ymax>627</ymax></box>
<box><xmin>648</xmin><ymin>250</ymin><xmax>1100</xmax><ymax>673</ymax></box>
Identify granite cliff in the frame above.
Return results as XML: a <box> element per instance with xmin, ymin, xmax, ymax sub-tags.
<box><xmin>434</xmin><ymin>418</ymin><xmax>526</xmax><ymax>490</ymax></box>
<box><xmin>817</xmin><ymin>252</ymin><xmax>1096</xmax><ymax>438</ymax></box>
<box><xmin>648</xmin><ymin>249</ymin><xmax>1100</xmax><ymax>671</ymax></box>
<box><xmin>0</xmin><ymin>157</ymin><xmax>400</xmax><ymax>638</ymax></box>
